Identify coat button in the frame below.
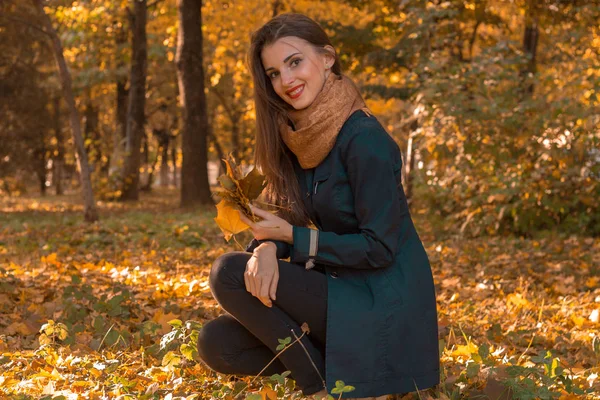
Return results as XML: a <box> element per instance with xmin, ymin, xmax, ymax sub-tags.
<box><xmin>330</xmin><ymin>272</ymin><xmax>338</xmax><ymax>278</ymax></box>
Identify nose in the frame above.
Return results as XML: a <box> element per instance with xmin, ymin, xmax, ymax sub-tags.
<box><xmin>280</xmin><ymin>68</ymin><xmax>295</xmax><ymax>87</ymax></box>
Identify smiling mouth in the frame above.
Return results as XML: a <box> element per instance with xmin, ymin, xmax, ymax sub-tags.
<box><xmin>286</xmin><ymin>85</ymin><xmax>304</xmax><ymax>99</ymax></box>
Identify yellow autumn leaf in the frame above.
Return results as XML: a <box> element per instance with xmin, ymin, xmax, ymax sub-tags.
<box><xmin>507</xmin><ymin>293</ymin><xmax>530</xmax><ymax>309</ymax></box>
<box><xmin>585</xmin><ymin>276</ymin><xmax>599</xmax><ymax>288</ymax></box>
<box><xmin>41</xmin><ymin>253</ymin><xmax>60</xmax><ymax>266</ymax></box>
<box><xmin>571</xmin><ymin>314</ymin><xmax>585</xmax><ymax>328</ymax></box>
<box><xmin>41</xmin><ymin>320</ymin><xmax>55</xmax><ymax>335</ymax></box>
<box><xmin>57</xmin><ymin>324</ymin><xmax>68</xmax><ymax>340</ymax></box>
<box><xmin>88</xmin><ymin>368</ymin><xmax>102</xmax><ymax>378</ymax></box>
<box><xmin>38</xmin><ymin>333</ymin><xmax>52</xmax><ymax>346</ymax></box>
<box><xmin>214</xmin><ymin>200</ymin><xmax>249</xmax><ymax>241</ymax></box>
<box><xmin>450</xmin><ymin>342</ymin><xmax>478</xmax><ymax>358</ymax></box>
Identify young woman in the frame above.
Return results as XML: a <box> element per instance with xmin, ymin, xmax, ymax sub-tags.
<box><xmin>197</xmin><ymin>13</ymin><xmax>439</xmax><ymax>400</ymax></box>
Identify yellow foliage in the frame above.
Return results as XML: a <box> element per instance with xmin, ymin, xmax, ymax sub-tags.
<box><xmin>451</xmin><ymin>342</ymin><xmax>478</xmax><ymax>359</ymax></box>
<box><xmin>42</xmin><ymin>253</ymin><xmax>60</xmax><ymax>267</ymax></box>
<box><xmin>507</xmin><ymin>293</ymin><xmax>530</xmax><ymax>310</ymax></box>
<box><xmin>571</xmin><ymin>314</ymin><xmax>585</xmax><ymax>328</ymax></box>
<box><xmin>214</xmin><ymin>200</ymin><xmax>250</xmax><ymax>241</ymax></box>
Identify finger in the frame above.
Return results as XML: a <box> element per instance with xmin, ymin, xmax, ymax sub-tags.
<box><xmin>255</xmin><ymin>276</ymin><xmax>271</xmax><ymax>307</ymax></box>
<box><xmin>259</xmin><ymin>274</ymin><xmax>271</xmax><ymax>300</ymax></box>
<box><xmin>249</xmin><ymin>205</ymin><xmax>273</xmax><ymax>220</ymax></box>
<box><xmin>244</xmin><ymin>270</ymin><xmax>250</xmax><ymax>293</ymax></box>
<box><xmin>238</xmin><ymin>211</ymin><xmax>255</xmax><ymax>228</ymax></box>
<box><xmin>244</xmin><ymin>258</ymin><xmax>255</xmax><ymax>293</ymax></box>
<box><xmin>250</xmin><ymin>275</ymin><xmax>261</xmax><ymax>298</ymax></box>
<box><xmin>259</xmin><ymin>296</ymin><xmax>272</xmax><ymax>307</ymax></box>
<box><xmin>245</xmin><ymin>267</ymin><xmax>256</xmax><ymax>296</ymax></box>
<box><xmin>269</xmin><ymin>268</ymin><xmax>279</xmax><ymax>301</ymax></box>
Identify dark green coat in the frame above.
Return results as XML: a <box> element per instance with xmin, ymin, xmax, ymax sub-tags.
<box><xmin>252</xmin><ymin>110</ymin><xmax>439</xmax><ymax>397</ymax></box>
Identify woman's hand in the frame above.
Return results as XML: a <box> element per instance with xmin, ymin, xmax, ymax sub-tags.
<box><xmin>245</xmin><ymin>243</ymin><xmax>279</xmax><ymax>307</ymax></box>
<box><xmin>240</xmin><ymin>204</ymin><xmax>294</xmax><ymax>244</ymax></box>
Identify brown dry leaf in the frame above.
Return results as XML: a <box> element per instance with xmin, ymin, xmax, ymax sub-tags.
<box><xmin>6</xmin><ymin>321</ymin><xmax>37</xmax><ymax>336</ymax></box>
<box><xmin>441</xmin><ymin>277</ymin><xmax>461</xmax><ymax>289</ymax></box>
<box><xmin>224</xmin><ymin>156</ymin><xmax>242</xmax><ymax>179</ymax></box>
<box><xmin>238</xmin><ymin>167</ymin><xmax>266</xmax><ymax>201</ymax></box>
<box><xmin>0</xmin><ymin>293</ymin><xmax>12</xmax><ymax>307</ymax></box>
<box><xmin>482</xmin><ymin>376</ymin><xmax>513</xmax><ymax>400</ymax></box>
<box><xmin>301</xmin><ymin>322</ymin><xmax>310</xmax><ymax>334</ymax></box>
<box><xmin>152</xmin><ymin>310</ymin><xmax>180</xmax><ymax>335</ymax></box>
<box><xmin>214</xmin><ymin>200</ymin><xmax>249</xmax><ymax>242</ymax></box>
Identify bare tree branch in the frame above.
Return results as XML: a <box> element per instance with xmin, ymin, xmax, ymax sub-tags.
<box><xmin>0</xmin><ymin>15</ymin><xmax>49</xmax><ymax>36</ymax></box>
<box><xmin>210</xmin><ymin>87</ymin><xmax>236</xmax><ymax>121</ymax></box>
<box><xmin>147</xmin><ymin>0</ymin><xmax>165</xmax><ymax>9</ymax></box>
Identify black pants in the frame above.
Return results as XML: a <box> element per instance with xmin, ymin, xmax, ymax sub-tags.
<box><xmin>197</xmin><ymin>252</ymin><xmax>328</xmax><ymax>395</ymax></box>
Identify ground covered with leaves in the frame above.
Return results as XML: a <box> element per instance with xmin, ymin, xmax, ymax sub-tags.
<box><xmin>0</xmin><ymin>190</ymin><xmax>598</xmax><ymax>399</ymax></box>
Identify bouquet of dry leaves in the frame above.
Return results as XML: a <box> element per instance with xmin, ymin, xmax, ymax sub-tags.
<box><xmin>213</xmin><ymin>155</ymin><xmax>266</xmax><ymax>242</ymax></box>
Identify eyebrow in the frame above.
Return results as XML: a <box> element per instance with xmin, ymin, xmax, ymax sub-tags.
<box><xmin>264</xmin><ymin>52</ymin><xmax>301</xmax><ymax>72</ymax></box>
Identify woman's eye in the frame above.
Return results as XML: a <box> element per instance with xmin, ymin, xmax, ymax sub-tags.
<box><xmin>268</xmin><ymin>71</ymin><xmax>279</xmax><ymax>79</ymax></box>
<box><xmin>291</xmin><ymin>59</ymin><xmax>301</xmax><ymax>67</ymax></box>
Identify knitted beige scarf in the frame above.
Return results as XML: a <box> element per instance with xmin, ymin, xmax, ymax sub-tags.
<box><xmin>280</xmin><ymin>73</ymin><xmax>370</xmax><ymax>169</ymax></box>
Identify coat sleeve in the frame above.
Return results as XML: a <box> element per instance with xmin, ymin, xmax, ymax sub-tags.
<box><xmin>291</xmin><ymin>118</ymin><xmax>405</xmax><ymax>269</ymax></box>
<box><xmin>246</xmin><ymin>238</ymin><xmax>291</xmax><ymax>259</ymax></box>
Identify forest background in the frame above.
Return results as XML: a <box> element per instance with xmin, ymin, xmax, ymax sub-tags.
<box><xmin>0</xmin><ymin>0</ymin><xmax>599</xmax><ymax>399</ymax></box>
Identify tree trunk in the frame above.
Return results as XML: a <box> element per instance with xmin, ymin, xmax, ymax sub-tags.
<box><xmin>141</xmin><ymin>146</ymin><xmax>160</xmax><ymax>191</ymax></box>
<box><xmin>116</xmin><ymin>24</ymin><xmax>129</xmax><ymax>142</ymax></box>
<box><xmin>206</xmin><ymin>104</ymin><xmax>226</xmax><ymax>175</ymax></box>
<box><xmin>171</xmin><ymin>142</ymin><xmax>178</xmax><ymax>187</ymax></box>
<box><xmin>231</xmin><ymin>115</ymin><xmax>241</xmax><ymax>162</ymax></box>
<box><xmin>33</xmin><ymin>0</ymin><xmax>98</xmax><ymax>221</ymax></box>
<box><xmin>208</xmin><ymin>120</ymin><xmax>226</xmax><ymax>175</ymax></box>
<box><xmin>116</xmin><ymin>80</ymin><xmax>128</xmax><ymax>142</ymax></box>
<box><xmin>110</xmin><ymin>21</ymin><xmax>129</xmax><ymax>176</ymax></box>
<box><xmin>141</xmin><ymin>130</ymin><xmax>149</xmax><ymax>188</ymax></box>
<box><xmin>142</xmin><ymin>130</ymin><xmax>149</xmax><ymax>165</ymax></box>
<box><xmin>52</xmin><ymin>96</ymin><xmax>64</xmax><ymax>195</ymax></box>
<box><xmin>84</xmin><ymin>101</ymin><xmax>100</xmax><ymax>171</ymax></box>
<box><xmin>521</xmin><ymin>0</ymin><xmax>539</xmax><ymax>96</ymax></box>
<box><xmin>153</xmin><ymin>129</ymin><xmax>170</xmax><ymax>187</ymax></box>
<box><xmin>176</xmin><ymin>0</ymin><xmax>213</xmax><ymax>206</ymax></box>
<box><xmin>272</xmin><ymin>0</ymin><xmax>282</xmax><ymax>17</ymax></box>
<box><xmin>160</xmin><ymin>139</ymin><xmax>170</xmax><ymax>187</ymax></box>
<box><xmin>120</xmin><ymin>0</ymin><xmax>147</xmax><ymax>201</ymax></box>
<box><xmin>113</xmin><ymin>83</ymin><xmax>129</xmax><ymax>170</ymax></box>
<box><xmin>35</xmin><ymin>135</ymin><xmax>47</xmax><ymax>196</ymax></box>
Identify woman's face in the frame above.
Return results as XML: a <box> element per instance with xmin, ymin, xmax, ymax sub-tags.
<box><xmin>261</xmin><ymin>36</ymin><xmax>334</xmax><ymax>110</ymax></box>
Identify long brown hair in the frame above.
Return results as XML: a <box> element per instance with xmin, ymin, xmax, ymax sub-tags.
<box><xmin>248</xmin><ymin>13</ymin><xmax>342</xmax><ymax>227</ymax></box>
